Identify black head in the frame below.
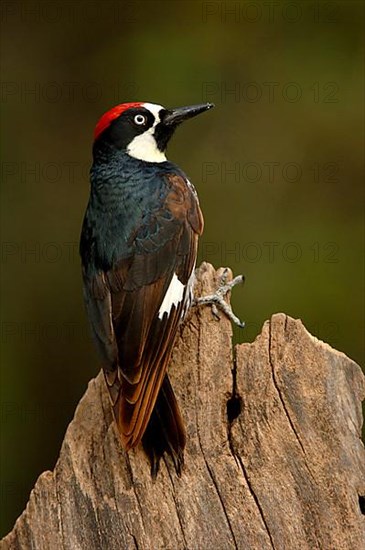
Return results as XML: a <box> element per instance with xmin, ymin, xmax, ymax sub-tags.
<box><xmin>93</xmin><ymin>101</ymin><xmax>215</xmax><ymax>163</ymax></box>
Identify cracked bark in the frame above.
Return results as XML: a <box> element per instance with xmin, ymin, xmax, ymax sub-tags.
<box><xmin>2</xmin><ymin>263</ymin><xmax>365</xmax><ymax>550</ymax></box>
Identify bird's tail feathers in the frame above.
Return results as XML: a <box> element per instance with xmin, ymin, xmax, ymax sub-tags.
<box><xmin>142</xmin><ymin>374</ymin><xmax>186</xmax><ymax>478</ymax></box>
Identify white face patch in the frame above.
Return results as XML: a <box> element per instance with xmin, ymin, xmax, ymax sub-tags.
<box><xmin>158</xmin><ymin>273</ymin><xmax>185</xmax><ymax>319</ymax></box>
<box><xmin>127</xmin><ymin>102</ymin><xmax>167</xmax><ymax>163</ymax></box>
<box><xmin>143</xmin><ymin>102</ymin><xmax>164</xmax><ymax>119</ymax></box>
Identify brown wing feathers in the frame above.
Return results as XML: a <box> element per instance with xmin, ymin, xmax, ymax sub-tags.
<box><xmin>117</xmin><ymin>285</ymin><xmax>187</xmax><ymax>449</ymax></box>
<box><xmin>84</xmin><ymin>173</ymin><xmax>203</xmax><ymax>454</ymax></box>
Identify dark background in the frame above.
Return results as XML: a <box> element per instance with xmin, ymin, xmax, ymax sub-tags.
<box><xmin>1</xmin><ymin>0</ymin><xmax>364</xmax><ymax>537</ymax></box>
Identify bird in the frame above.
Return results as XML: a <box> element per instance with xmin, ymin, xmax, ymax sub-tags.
<box><xmin>80</xmin><ymin>101</ymin><xmax>214</xmax><ymax>476</ymax></box>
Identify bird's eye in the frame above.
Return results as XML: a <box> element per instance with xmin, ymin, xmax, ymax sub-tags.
<box><xmin>134</xmin><ymin>114</ymin><xmax>146</xmax><ymax>125</ymax></box>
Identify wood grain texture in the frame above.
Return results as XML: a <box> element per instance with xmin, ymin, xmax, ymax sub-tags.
<box><xmin>2</xmin><ymin>263</ymin><xmax>365</xmax><ymax>550</ymax></box>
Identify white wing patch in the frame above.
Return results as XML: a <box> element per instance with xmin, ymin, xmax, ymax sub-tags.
<box><xmin>127</xmin><ymin>102</ymin><xmax>167</xmax><ymax>163</ymax></box>
<box><xmin>158</xmin><ymin>273</ymin><xmax>185</xmax><ymax>319</ymax></box>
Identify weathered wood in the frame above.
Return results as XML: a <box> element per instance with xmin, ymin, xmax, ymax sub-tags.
<box><xmin>2</xmin><ymin>263</ymin><xmax>365</xmax><ymax>550</ymax></box>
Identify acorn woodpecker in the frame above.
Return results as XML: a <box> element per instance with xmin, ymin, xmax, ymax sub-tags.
<box><xmin>80</xmin><ymin>101</ymin><xmax>214</xmax><ymax>476</ymax></box>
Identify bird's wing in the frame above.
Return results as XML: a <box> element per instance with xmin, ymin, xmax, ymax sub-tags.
<box><xmin>82</xmin><ymin>173</ymin><xmax>203</xmax><ymax>449</ymax></box>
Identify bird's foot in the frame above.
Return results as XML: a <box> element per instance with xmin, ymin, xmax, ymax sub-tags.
<box><xmin>194</xmin><ymin>268</ymin><xmax>245</xmax><ymax>328</ymax></box>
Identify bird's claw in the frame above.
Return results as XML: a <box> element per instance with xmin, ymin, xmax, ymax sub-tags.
<box><xmin>194</xmin><ymin>269</ymin><xmax>245</xmax><ymax>328</ymax></box>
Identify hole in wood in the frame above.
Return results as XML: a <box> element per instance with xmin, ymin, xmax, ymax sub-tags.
<box><xmin>359</xmin><ymin>495</ymin><xmax>365</xmax><ymax>515</ymax></box>
<box><xmin>227</xmin><ymin>394</ymin><xmax>242</xmax><ymax>423</ymax></box>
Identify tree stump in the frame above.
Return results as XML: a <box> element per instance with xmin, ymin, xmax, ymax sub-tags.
<box><xmin>2</xmin><ymin>263</ymin><xmax>365</xmax><ymax>549</ymax></box>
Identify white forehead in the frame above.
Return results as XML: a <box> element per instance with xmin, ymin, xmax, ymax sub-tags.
<box><xmin>142</xmin><ymin>102</ymin><xmax>164</xmax><ymax>123</ymax></box>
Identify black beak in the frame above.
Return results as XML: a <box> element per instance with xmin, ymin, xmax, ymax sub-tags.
<box><xmin>163</xmin><ymin>103</ymin><xmax>215</xmax><ymax>126</ymax></box>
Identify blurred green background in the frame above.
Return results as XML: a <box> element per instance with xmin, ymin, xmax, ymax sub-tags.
<box><xmin>1</xmin><ymin>0</ymin><xmax>364</xmax><ymax>537</ymax></box>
